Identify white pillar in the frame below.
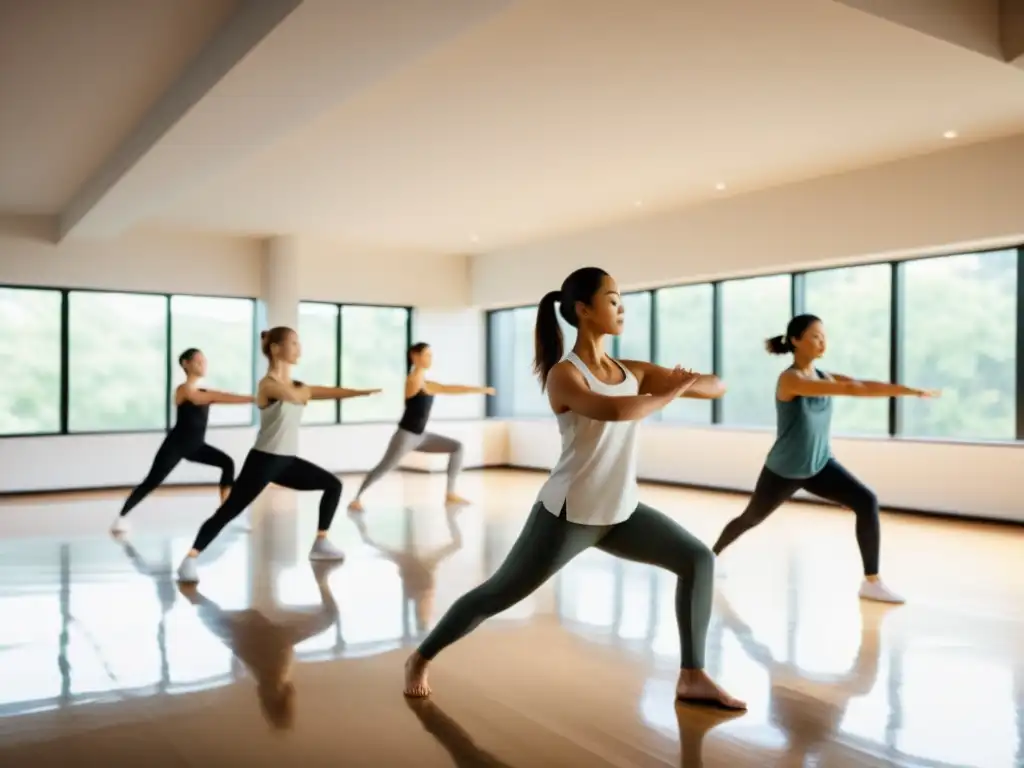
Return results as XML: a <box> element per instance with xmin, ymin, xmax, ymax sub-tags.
<box><xmin>260</xmin><ymin>235</ymin><xmax>301</xmax><ymax>331</ymax></box>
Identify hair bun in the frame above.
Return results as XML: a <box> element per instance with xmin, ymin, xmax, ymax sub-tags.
<box><xmin>260</xmin><ymin>330</ymin><xmax>268</xmax><ymax>340</ymax></box>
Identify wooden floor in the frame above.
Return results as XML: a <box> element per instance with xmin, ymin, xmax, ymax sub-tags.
<box><xmin>0</xmin><ymin>469</ymin><xmax>1021</xmax><ymax>767</ymax></box>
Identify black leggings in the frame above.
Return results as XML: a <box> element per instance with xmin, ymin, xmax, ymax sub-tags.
<box><xmin>120</xmin><ymin>438</ymin><xmax>235</xmax><ymax>517</ymax></box>
<box><xmin>712</xmin><ymin>459</ymin><xmax>881</xmax><ymax>575</ymax></box>
<box><xmin>417</xmin><ymin>501</ymin><xmax>714</xmax><ymax>669</ymax></box>
<box><xmin>191</xmin><ymin>450</ymin><xmax>342</xmax><ymax>552</ymax></box>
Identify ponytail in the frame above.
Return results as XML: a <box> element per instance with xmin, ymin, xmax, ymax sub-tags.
<box><xmin>533</xmin><ymin>290</ymin><xmax>564</xmax><ymax>390</ymax></box>
<box><xmin>765</xmin><ymin>335</ymin><xmax>791</xmax><ymax>355</ymax></box>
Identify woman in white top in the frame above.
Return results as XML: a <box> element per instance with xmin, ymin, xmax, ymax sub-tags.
<box><xmin>403</xmin><ymin>268</ymin><xmax>745</xmax><ymax>710</ymax></box>
<box><xmin>177</xmin><ymin>326</ymin><xmax>382</xmax><ymax>584</ymax></box>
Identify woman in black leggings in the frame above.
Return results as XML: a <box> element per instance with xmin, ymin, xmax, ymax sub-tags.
<box><xmin>176</xmin><ymin>326</ymin><xmax>382</xmax><ymax>584</ymax></box>
<box><xmin>404</xmin><ymin>267</ymin><xmax>744</xmax><ymax>710</ymax></box>
<box><xmin>711</xmin><ymin>314</ymin><xmax>939</xmax><ymax>604</ymax></box>
<box><xmin>111</xmin><ymin>348</ymin><xmax>253</xmax><ymax>534</ymax></box>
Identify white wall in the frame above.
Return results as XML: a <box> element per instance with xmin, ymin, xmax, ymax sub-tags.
<box><xmin>471</xmin><ymin>133</ymin><xmax>1024</xmax><ymax>305</ymax></box>
<box><xmin>470</xmin><ymin>136</ymin><xmax>1024</xmax><ymax>525</ymax></box>
<box><xmin>0</xmin><ymin>220</ymin><xmax>490</xmax><ymax>493</ymax></box>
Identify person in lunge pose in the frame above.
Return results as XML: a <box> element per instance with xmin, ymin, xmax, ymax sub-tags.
<box><xmin>176</xmin><ymin>327</ymin><xmax>382</xmax><ymax>584</ymax></box>
<box><xmin>403</xmin><ymin>267</ymin><xmax>745</xmax><ymax>709</ymax></box>
<box><xmin>348</xmin><ymin>342</ymin><xmax>495</xmax><ymax>511</ymax></box>
<box><xmin>711</xmin><ymin>314</ymin><xmax>940</xmax><ymax>604</ymax></box>
<box><xmin>111</xmin><ymin>348</ymin><xmax>253</xmax><ymax>534</ymax></box>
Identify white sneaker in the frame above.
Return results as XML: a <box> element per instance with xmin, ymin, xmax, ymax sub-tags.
<box><xmin>177</xmin><ymin>556</ymin><xmax>199</xmax><ymax>584</ymax></box>
<box><xmin>309</xmin><ymin>537</ymin><xmax>345</xmax><ymax>561</ymax></box>
<box><xmin>859</xmin><ymin>579</ymin><xmax>904</xmax><ymax>604</ymax></box>
<box><xmin>110</xmin><ymin>516</ymin><xmax>130</xmax><ymax>535</ymax></box>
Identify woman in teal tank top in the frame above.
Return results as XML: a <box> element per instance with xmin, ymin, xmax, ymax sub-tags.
<box><xmin>710</xmin><ymin>314</ymin><xmax>940</xmax><ymax>605</ymax></box>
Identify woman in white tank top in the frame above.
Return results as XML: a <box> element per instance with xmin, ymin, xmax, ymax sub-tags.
<box><xmin>177</xmin><ymin>326</ymin><xmax>383</xmax><ymax>585</ymax></box>
<box><xmin>404</xmin><ymin>268</ymin><xmax>746</xmax><ymax>711</ymax></box>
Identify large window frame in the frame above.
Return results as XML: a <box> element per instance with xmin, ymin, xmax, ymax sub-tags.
<box><xmin>296</xmin><ymin>301</ymin><xmax>413</xmax><ymax>425</ymax></box>
<box><xmin>0</xmin><ymin>285</ymin><xmax>258</xmax><ymax>438</ymax></box>
<box><xmin>485</xmin><ymin>246</ymin><xmax>1024</xmax><ymax>443</ymax></box>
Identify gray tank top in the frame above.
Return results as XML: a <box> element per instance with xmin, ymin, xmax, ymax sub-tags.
<box><xmin>764</xmin><ymin>368</ymin><xmax>833</xmax><ymax>479</ymax></box>
<box><xmin>253</xmin><ymin>398</ymin><xmax>303</xmax><ymax>456</ymax></box>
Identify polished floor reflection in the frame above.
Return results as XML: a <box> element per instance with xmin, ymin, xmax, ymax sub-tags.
<box><xmin>0</xmin><ymin>470</ymin><xmax>1021</xmax><ymax>767</ymax></box>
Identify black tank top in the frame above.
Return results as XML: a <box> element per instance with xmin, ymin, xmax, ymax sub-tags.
<box><xmin>171</xmin><ymin>391</ymin><xmax>210</xmax><ymax>444</ymax></box>
<box><xmin>398</xmin><ymin>390</ymin><xmax>434</xmax><ymax>435</ymax></box>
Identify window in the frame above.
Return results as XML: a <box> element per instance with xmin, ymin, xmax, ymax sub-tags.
<box><xmin>487</xmin><ymin>309</ymin><xmax>517</xmax><ymax>417</ymax></box>
<box><xmin>170</xmin><ymin>296</ymin><xmax>254</xmax><ymax>427</ymax></box>
<box><xmin>720</xmin><ymin>275</ymin><xmax>792</xmax><ymax>427</ymax></box>
<box><xmin>511</xmin><ymin>305</ymin><xmax>548</xmax><ymax>417</ymax></box>
<box><xmin>655</xmin><ymin>284</ymin><xmax>713</xmax><ymax>423</ymax></box>
<box><xmin>804</xmin><ymin>265</ymin><xmax>891</xmax><ymax>435</ymax></box>
<box><xmin>340</xmin><ymin>305</ymin><xmax>410</xmax><ymax>422</ymax></box>
<box><xmin>68</xmin><ymin>291</ymin><xmax>168</xmax><ymax>432</ymax></box>
<box><xmin>900</xmin><ymin>250</ymin><xmax>1017</xmax><ymax>440</ymax></box>
<box><xmin>615</xmin><ymin>291</ymin><xmax>652</xmax><ymax>361</ymax></box>
<box><xmin>0</xmin><ymin>287</ymin><xmax>62</xmax><ymax>435</ymax></box>
<box><xmin>297</xmin><ymin>302</ymin><xmax>340</xmax><ymax>425</ymax></box>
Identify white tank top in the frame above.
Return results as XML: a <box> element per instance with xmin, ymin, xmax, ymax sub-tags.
<box><xmin>253</xmin><ymin>399</ymin><xmax>303</xmax><ymax>456</ymax></box>
<box><xmin>536</xmin><ymin>352</ymin><xmax>641</xmax><ymax>526</ymax></box>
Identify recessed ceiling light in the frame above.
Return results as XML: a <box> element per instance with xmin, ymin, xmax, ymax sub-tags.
<box><xmin>943</xmin><ymin>130</ymin><xmax>958</xmax><ymax>139</ymax></box>
<box><xmin>634</xmin><ymin>200</ymin><xmax>643</xmax><ymax>207</ymax></box>
<box><xmin>715</xmin><ymin>182</ymin><xmax>727</xmax><ymax>191</ymax></box>
<box><xmin>470</xmin><ymin>234</ymin><xmax>479</xmax><ymax>243</ymax></box>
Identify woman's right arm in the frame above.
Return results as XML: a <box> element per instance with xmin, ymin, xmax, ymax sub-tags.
<box><xmin>184</xmin><ymin>388</ymin><xmax>255</xmax><ymax>406</ymax></box>
<box><xmin>780</xmin><ymin>370</ymin><xmax>938</xmax><ymax>399</ymax></box>
<box><xmin>547</xmin><ymin>362</ymin><xmax>697</xmax><ymax>421</ymax></box>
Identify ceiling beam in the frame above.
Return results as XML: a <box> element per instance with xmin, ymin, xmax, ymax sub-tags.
<box><xmin>1001</xmin><ymin>0</ymin><xmax>1024</xmax><ymax>64</ymax></box>
<box><xmin>58</xmin><ymin>0</ymin><xmax>302</xmax><ymax>241</ymax></box>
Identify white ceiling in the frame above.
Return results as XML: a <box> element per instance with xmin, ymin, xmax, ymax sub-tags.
<box><xmin>4</xmin><ymin>0</ymin><xmax>1024</xmax><ymax>253</ymax></box>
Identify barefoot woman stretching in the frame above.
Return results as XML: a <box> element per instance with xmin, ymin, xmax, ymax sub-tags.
<box><xmin>404</xmin><ymin>267</ymin><xmax>745</xmax><ymax>709</ymax></box>
<box><xmin>112</xmin><ymin>348</ymin><xmax>253</xmax><ymax>534</ymax></box>
<box><xmin>348</xmin><ymin>342</ymin><xmax>495</xmax><ymax>511</ymax></box>
<box><xmin>177</xmin><ymin>327</ymin><xmax>382</xmax><ymax>583</ymax></box>
<box><xmin>711</xmin><ymin>314</ymin><xmax>940</xmax><ymax>604</ymax></box>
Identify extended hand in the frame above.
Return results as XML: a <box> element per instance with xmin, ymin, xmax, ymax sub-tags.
<box><xmin>663</xmin><ymin>366</ymin><xmax>701</xmax><ymax>398</ymax></box>
<box><xmin>484</xmin><ymin>387</ymin><xmax>497</xmax><ymax>396</ymax></box>
<box><xmin>364</xmin><ymin>388</ymin><xmax>383</xmax><ymax>396</ymax></box>
<box><xmin>915</xmin><ymin>388</ymin><xmax>941</xmax><ymax>398</ymax></box>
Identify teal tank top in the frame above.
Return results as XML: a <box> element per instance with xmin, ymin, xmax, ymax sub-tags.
<box><xmin>764</xmin><ymin>368</ymin><xmax>833</xmax><ymax>479</ymax></box>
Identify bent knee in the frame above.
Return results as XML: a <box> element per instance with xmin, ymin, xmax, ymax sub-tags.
<box><xmin>855</xmin><ymin>490</ymin><xmax>879</xmax><ymax>515</ymax></box>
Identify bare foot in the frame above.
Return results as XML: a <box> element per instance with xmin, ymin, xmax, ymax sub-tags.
<box><xmin>404</xmin><ymin>651</ymin><xmax>431</xmax><ymax>698</ymax></box>
<box><xmin>676</xmin><ymin>669</ymin><xmax>746</xmax><ymax>710</ymax></box>
<box><xmin>445</xmin><ymin>493</ymin><xmax>470</xmax><ymax>506</ymax></box>
<box><xmin>347</xmin><ymin>498</ymin><xmax>364</xmax><ymax>513</ymax></box>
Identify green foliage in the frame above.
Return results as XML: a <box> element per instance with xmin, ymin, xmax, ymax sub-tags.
<box><xmin>0</xmin><ymin>288</ymin><xmax>61</xmax><ymax>434</ymax></box>
<box><xmin>340</xmin><ymin>305</ymin><xmax>409</xmax><ymax>423</ymax></box>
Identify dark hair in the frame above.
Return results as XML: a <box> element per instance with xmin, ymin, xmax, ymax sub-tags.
<box><xmin>260</xmin><ymin>326</ymin><xmax>294</xmax><ymax>361</ymax></box>
<box><xmin>766</xmin><ymin>314</ymin><xmax>821</xmax><ymax>355</ymax></box>
<box><xmin>407</xmin><ymin>342</ymin><xmax>430</xmax><ymax>371</ymax></box>
<box><xmin>178</xmin><ymin>348</ymin><xmax>201</xmax><ymax>367</ymax></box>
<box><xmin>533</xmin><ymin>266</ymin><xmax>610</xmax><ymax>389</ymax></box>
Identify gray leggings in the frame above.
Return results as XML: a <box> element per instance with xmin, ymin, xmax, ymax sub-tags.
<box><xmin>418</xmin><ymin>501</ymin><xmax>714</xmax><ymax>669</ymax></box>
<box><xmin>356</xmin><ymin>429</ymin><xmax>464</xmax><ymax>497</ymax></box>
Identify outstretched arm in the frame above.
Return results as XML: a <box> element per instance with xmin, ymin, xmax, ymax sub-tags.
<box><xmin>308</xmin><ymin>386</ymin><xmax>381</xmax><ymax>400</ymax></box>
<box><xmin>181</xmin><ymin>387</ymin><xmax>254</xmax><ymax>406</ymax></box>
<box><xmin>781</xmin><ymin>370</ymin><xmax>939</xmax><ymax>399</ymax></box>
<box><xmin>423</xmin><ymin>382</ymin><xmax>495</xmax><ymax>396</ymax></box>
<box><xmin>623</xmin><ymin>360</ymin><xmax>726</xmax><ymax>399</ymax></box>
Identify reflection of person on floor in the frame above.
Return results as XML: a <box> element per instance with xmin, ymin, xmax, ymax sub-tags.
<box><xmin>675</xmin><ymin>701</ymin><xmax>746</xmax><ymax>768</ymax></box>
<box><xmin>352</xmin><ymin>509</ymin><xmax>464</xmax><ymax>635</ymax></box>
<box><xmin>715</xmin><ymin>591</ymin><xmax>885</xmax><ymax>765</ymax></box>
<box><xmin>405</xmin><ymin>698</ymin><xmax>512</xmax><ymax>768</ymax></box>
<box><xmin>178</xmin><ymin>561</ymin><xmax>341</xmax><ymax>729</ymax></box>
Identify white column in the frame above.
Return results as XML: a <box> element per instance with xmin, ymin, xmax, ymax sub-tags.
<box><xmin>260</xmin><ymin>235</ymin><xmax>301</xmax><ymax>331</ymax></box>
